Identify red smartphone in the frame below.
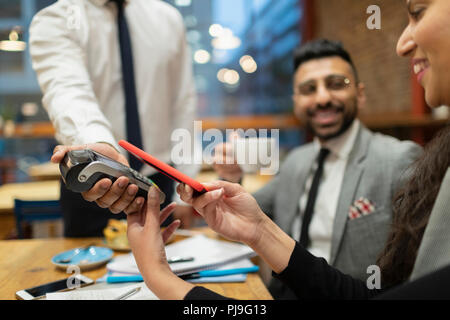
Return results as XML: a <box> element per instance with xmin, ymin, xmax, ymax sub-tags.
<box><xmin>118</xmin><ymin>140</ymin><xmax>209</xmax><ymax>197</ymax></box>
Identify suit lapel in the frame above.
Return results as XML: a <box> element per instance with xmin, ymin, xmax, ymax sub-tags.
<box><xmin>329</xmin><ymin>126</ymin><xmax>372</xmax><ymax>265</ymax></box>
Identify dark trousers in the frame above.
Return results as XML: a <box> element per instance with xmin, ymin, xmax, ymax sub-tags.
<box><xmin>60</xmin><ymin>171</ymin><xmax>174</xmax><ymax>237</ymax></box>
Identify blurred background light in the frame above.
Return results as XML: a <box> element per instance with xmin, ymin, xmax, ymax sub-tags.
<box><xmin>217</xmin><ymin>68</ymin><xmax>229</xmax><ymax>83</ymax></box>
<box><xmin>223</xmin><ymin>69</ymin><xmax>240</xmax><ymax>85</ymax></box>
<box><xmin>239</xmin><ymin>55</ymin><xmax>258</xmax><ymax>73</ymax></box>
<box><xmin>211</xmin><ymin>26</ymin><xmax>241</xmax><ymax>50</ymax></box>
<box><xmin>194</xmin><ymin>49</ymin><xmax>211</xmax><ymax>64</ymax></box>
<box><xmin>175</xmin><ymin>0</ymin><xmax>192</xmax><ymax>7</ymax></box>
<box><xmin>186</xmin><ymin>29</ymin><xmax>201</xmax><ymax>44</ymax></box>
<box><xmin>21</xmin><ymin>102</ymin><xmax>39</xmax><ymax>117</ymax></box>
<box><xmin>0</xmin><ymin>29</ymin><xmax>26</xmax><ymax>52</ymax></box>
<box><xmin>208</xmin><ymin>23</ymin><xmax>223</xmax><ymax>37</ymax></box>
<box><xmin>184</xmin><ymin>15</ymin><xmax>197</xmax><ymax>28</ymax></box>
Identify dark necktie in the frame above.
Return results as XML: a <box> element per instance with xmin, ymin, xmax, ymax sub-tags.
<box><xmin>112</xmin><ymin>0</ymin><xmax>143</xmax><ymax>171</ymax></box>
<box><xmin>299</xmin><ymin>148</ymin><xmax>330</xmax><ymax>248</ymax></box>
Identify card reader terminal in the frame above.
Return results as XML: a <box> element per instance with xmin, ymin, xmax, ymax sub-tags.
<box><xmin>59</xmin><ymin>149</ymin><xmax>165</xmax><ymax>204</ymax></box>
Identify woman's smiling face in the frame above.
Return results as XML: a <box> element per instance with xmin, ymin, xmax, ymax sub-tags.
<box><xmin>397</xmin><ymin>0</ymin><xmax>450</xmax><ymax>108</ymax></box>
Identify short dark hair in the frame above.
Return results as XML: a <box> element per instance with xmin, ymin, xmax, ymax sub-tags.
<box><xmin>293</xmin><ymin>39</ymin><xmax>359</xmax><ymax>82</ymax></box>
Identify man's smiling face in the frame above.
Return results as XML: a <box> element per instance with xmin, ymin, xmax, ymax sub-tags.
<box><xmin>293</xmin><ymin>56</ymin><xmax>365</xmax><ymax>141</ymax></box>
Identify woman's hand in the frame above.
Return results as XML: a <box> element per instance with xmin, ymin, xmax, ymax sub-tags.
<box><xmin>177</xmin><ymin>181</ymin><xmax>295</xmax><ymax>273</ymax></box>
<box><xmin>127</xmin><ymin>187</ymin><xmax>194</xmax><ymax>299</ymax></box>
<box><xmin>51</xmin><ymin>143</ymin><xmax>145</xmax><ymax>214</ymax></box>
<box><xmin>177</xmin><ymin>181</ymin><xmax>267</xmax><ymax>247</ymax></box>
<box><xmin>127</xmin><ymin>187</ymin><xmax>179</xmax><ymax>275</ymax></box>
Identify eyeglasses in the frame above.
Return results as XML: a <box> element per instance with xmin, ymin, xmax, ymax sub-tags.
<box><xmin>294</xmin><ymin>75</ymin><xmax>351</xmax><ymax>96</ymax></box>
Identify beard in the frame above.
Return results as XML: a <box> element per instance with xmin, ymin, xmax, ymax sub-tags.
<box><xmin>305</xmin><ymin>99</ymin><xmax>358</xmax><ymax>141</ymax></box>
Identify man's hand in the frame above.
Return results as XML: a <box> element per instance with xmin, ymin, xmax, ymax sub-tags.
<box><xmin>212</xmin><ymin>142</ymin><xmax>243</xmax><ymax>183</ymax></box>
<box><xmin>52</xmin><ymin>142</ymin><xmax>145</xmax><ymax>214</ymax></box>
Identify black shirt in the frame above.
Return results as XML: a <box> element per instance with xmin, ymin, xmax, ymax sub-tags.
<box><xmin>184</xmin><ymin>241</ymin><xmax>450</xmax><ymax>300</ymax></box>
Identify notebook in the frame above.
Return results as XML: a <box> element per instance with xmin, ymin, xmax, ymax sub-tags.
<box><xmin>106</xmin><ymin>234</ymin><xmax>256</xmax><ymax>276</ymax></box>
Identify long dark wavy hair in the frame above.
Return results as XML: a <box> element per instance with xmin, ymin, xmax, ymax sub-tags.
<box><xmin>377</xmin><ymin>125</ymin><xmax>450</xmax><ymax>287</ymax></box>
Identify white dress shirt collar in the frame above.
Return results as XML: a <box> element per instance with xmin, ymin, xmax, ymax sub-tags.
<box><xmin>313</xmin><ymin>119</ymin><xmax>361</xmax><ymax>160</ymax></box>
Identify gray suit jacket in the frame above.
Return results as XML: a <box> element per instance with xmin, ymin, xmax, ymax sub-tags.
<box><xmin>410</xmin><ymin>167</ymin><xmax>450</xmax><ymax>281</ymax></box>
<box><xmin>254</xmin><ymin>125</ymin><xmax>422</xmax><ymax>280</ymax></box>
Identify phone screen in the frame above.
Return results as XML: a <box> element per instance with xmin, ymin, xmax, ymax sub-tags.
<box><xmin>25</xmin><ymin>278</ymin><xmax>91</xmax><ymax>298</ymax></box>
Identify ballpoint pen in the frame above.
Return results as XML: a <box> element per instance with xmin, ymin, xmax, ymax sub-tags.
<box><xmin>114</xmin><ymin>286</ymin><xmax>141</xmax><ymax>300</ymax></box>
<box><xmin>180</xmin><ymin>266</ymin><xmax>260</xmax><ymax>280</ymax></box>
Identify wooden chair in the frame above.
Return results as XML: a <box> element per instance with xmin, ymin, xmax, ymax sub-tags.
<box><xmin>13</xmin><ymin>199</ymin><xmax>63</xmax><ymax>239</ymax></box>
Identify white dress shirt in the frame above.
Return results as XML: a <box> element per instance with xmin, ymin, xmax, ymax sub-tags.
<box><xmin>29</xmin><ymin>0</ymin><xmax>199</xmax><ymax>189</ymax></box>
<box><xmin>292</xmin><ymin>119</ymin><xmax>360</xmax><ymax>262</ymax></box>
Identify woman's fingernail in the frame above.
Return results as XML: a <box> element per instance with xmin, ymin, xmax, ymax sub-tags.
<box><xmin>212</xmin><ymin>188</ymin><xmax>223</xmax><ymax>198</ymax></box>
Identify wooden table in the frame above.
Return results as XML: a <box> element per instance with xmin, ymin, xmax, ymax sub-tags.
<box><xmin>28</xmin><ymin>162</ymin><xmax>60</xmax><ymax>181</ymax></box>
<box><xmin>0</xmin><ymin>180</ymin><xmax>60</xmax><ymax>215</ymax></box>
<box><xmin>0</xmin><ymin>236</ymin><xmax>273</xmax><ymax>300</ymax></box>
<box><xmin>0</xmin><ymin>180</ymin><xmax>61</xmax><ymax>239</ymax></box>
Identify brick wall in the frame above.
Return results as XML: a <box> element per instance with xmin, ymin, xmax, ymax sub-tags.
<box><xmin>311</xmin><ymin>0</ymin><xmax>412</xmax><ymax>116</ymax></box>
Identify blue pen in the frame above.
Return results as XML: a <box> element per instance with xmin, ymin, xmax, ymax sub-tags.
<box><xmin>106</xmin><ymin>266</ymin><xmax>260</xmax><ymax>283</ymax></box>
<box><xmin>107</xmin><ymin>275</ymin><xmax>144</xmax><ymax>283</ymax></box>
<box><xmin>180</xmin><ymin>266</ymin><xmax>260</xmax><ymax>280</ymax></box>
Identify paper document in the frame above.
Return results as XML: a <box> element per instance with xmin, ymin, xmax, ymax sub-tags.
<box><xmin>107</xmin><ymin>235</ymin><xmax>255</xmax><ymax>276</ymax></box>
<box><xmin>46</xmin><ymin>282</ymin><xmax>158</xmax><ymax>300</ymax></box>
<box><xmin>100</xmin><ymin>259</ymin><xmax>255</xmax><ymax>284</ymax></box>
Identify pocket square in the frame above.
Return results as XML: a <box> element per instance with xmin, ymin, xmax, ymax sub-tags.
<box><xmin>348</xmin><ymin>197</ymin><xmax>375</xmax><ymax>220</ymax></box>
